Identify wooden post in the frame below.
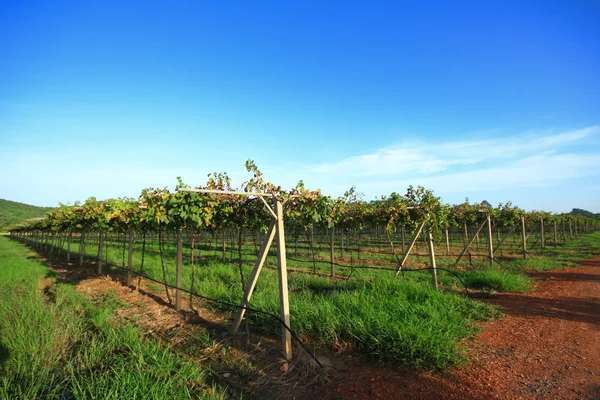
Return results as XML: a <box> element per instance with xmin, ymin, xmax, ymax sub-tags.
<box><xmin>232</xmin><ymin>219</ymin><xmax>277</xmax><ymax>333</ymax></box>
<box><xmin>521</xmin><ymin>216</ymin><xmax>527</xmax><ymax>259</ymax></box>
<box><xmin>176</xmin><ymin>227</ymin><xmax>183</xmax><ymax>311</ymax></box>
<box><xmin>340</xmin><ymin>229</ymin><xmax>344</xmax><ymax>259</ymax></box>
<box><xmin>562</xmin><ymin>219</ymin><xmax>566</xmax><ymax>245</ymax></box>
<box><xmin>395</xmin><ymin>221</ymin><xmax>426</xmax><ymax>276</ymax></box>
<box><xmin>444</xmin><ymin>228</ymin><xmax>450</xmax><ymax>255</ymax></box>
<box><xmin>553</xmin><ymin>221</ymin><xmax>558</xmax><ymax>250</ymax></box>
<box><xmin>97</xmin><ymin>230</ymin><xmax>104</xmax><ymax>275</ymax></box>
<box><xmin>275</xmin><ymin>200</ymin><xmax>292</xmax><ymax>362</ymax></box>
<box><xmin>493</xmin><ymin>224</ymin><xmax>518</xmax><ymax>254</ymax></box>
<box><xmin>401</xmin><ymin>225</ymin><xmax>406</xmax><ymax>254</ymax></box>
<box><xmin>569</xmin><ymin>220</ymin><xmax>573</xmax><ymax>239</ymax></box>
<box><xmin>127</xmin><ymin>229</ymin><xmax>134</xmax><ymax>287</ymax></box>
<box><xmin>79</xmin><ymin>232</ymin><xmax>86</xmax><ymax>267</ymax></box>
<box><xmin>427</xmin><ymin>230</ymin><xmax>438</xmax><ymax>290</ymax></box>
<box><xmin>455</xmin><ymin>219</ymin><xmax>488</xmax><ymax>266</ymax></box>
<box><xmin>464</xmin><ymin>223</ymin><xmax>469</xmax><ymax>246</ymax></box>
<box><xmin>540</xmin><ymin>217</ymin><xmax>545</xmax><ymax>250</ymax></box>
<box><xmin>487</xmin><ymin>215</ymin><xmax>493</xmax><ymax>267</ymax></box>
<box><xmin>330</xmin><ymin>226</ymin><xmax>335</xmax><ymax>277</ymax></box>
<box><xmin>66</xmin><ymin>228</ymin><xmax>72</xmax><ymax>262</ymax></box>
<box><xmin>496</xmin><ymin>226</ymin><xmax>502</xmax><ymax>256</ymax></box>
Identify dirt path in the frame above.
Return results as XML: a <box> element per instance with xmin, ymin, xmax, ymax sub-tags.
<box><xmin>321</xmin><ymin>256</ymin><xmax>600</xmax><ymax>400</ymax></box>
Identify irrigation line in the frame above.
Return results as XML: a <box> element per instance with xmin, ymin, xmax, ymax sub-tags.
<box><xmin>287</xmin><ymin>257</ymin><xmax>472</xmax><ymax>297</ymax></box>
<box><xmin>17</xmin><ymin>236</ymin><xmax>325</xmax><ymax>368</ymax></box>
<box><xmin>400</xmin><ymin>267</ymin><xmax>471</xmax><ymax>298</ymax></box>
<box><xmin>287</xmin><ymin>257</ymin><xmax>394</xmax><ymax>271</ymax></box>
<box><xmin>107</xmin><ymin>262</ymin><xmax>325</xmax><ymax>368</ymax></box>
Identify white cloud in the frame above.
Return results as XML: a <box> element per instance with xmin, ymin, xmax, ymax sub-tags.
<box><xmin>359</xmin><ymin>152</ymin><xmax>600</xmax><ymax>194</ymax></box>
<box><xmin>310</xmin><ymin>126</ymin><xmax>599</xmax><ymax>178</ymax></box>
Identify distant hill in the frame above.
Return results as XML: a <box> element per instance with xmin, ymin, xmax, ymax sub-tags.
<box><xmin>0</xmin><ymin>199</ymin><xmax>54</xmax><ymax>231</ymax></box>
<box><xmin>569</xmin><ymin>208</ymin><xmax>600</xmax><ymax>221</ymax></box>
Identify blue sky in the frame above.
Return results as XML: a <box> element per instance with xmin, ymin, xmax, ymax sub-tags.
<box><xmin>1</xmin><ymin>1</ymin><xmax>599</xmax><ymax>212</ymax></box>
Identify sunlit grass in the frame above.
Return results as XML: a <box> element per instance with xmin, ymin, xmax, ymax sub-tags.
<box><xmin>0</xmin><ymin>237</ymin><xmax>225</xmax><ymax>399</ymax></box>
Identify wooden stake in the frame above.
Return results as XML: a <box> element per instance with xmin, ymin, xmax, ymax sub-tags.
<box><xmin>540</xmin><ymin>217</ymin><xmax>545</xmax><ymax>250</ymax></box>
<box><xmin>127</xmin><ymin>229</ymin><xmax>134</xmax><ymax>287</ymax></box>
<box><xmin>455</xmin><ymin>219</ymin><xmax>487</xmax><ymax>266</ymax></box>
<box><xmin>97</xmin><ymin>230</ymin><xmax>104</xmax><ymax>275</ymax></box>
<box><xmin>66</xmin><ymin>228</ymin><xmax>72</xmax><ymax>262</ymax></box>
<box><xmin>553</xmin><ymin>221</ymin><xmax>558</xmax><ymax>250</ymax></box>
<box><xmin>330</xmin><ymin>226</ymin><xmax>335</xmax><ymax>277</ymax></box>
<box><xmin>496</xmin><ymin>226</ymin><xmax>502</xmax><ymax>256</ymax></box>
<box><xmin>275</xmin><ymin>200</ymin><xmax>292</xmax><ymax>362</ymax></box>
<box><xmin>401</xmin><ymin>225</ymin><xmax>405</xmax><ymax>254</ymax></box>
<box><xmin>340</xmin><ymin>229</ymin><xmax>344</xmax><ymax>259</ymax></box>
<box><xmin>445</xmin><ymin>228</ymin><xmax>450</xmax><ymax>256</ymax></box>
<box><xmin>493</xmin><ymin>224</ymin><xmax>518</xmax><ymax>254</ymax></box>
<box><xmin>232</xmin><ymin>219</ymin><xmax>277</xmax><ymax>334</ymax></box>
<box><xmin>395</xmin><ymin>221</ymin><xmax>426</xmax><ymax>277</ymax></box>
<box><xmin>79</xmin><ymin>232</ymin><xmax>86</xmax><ymax>267</ymax></box>
<box><xmin>521</xmin><ymin>216</ymin><xmax>527</xmax><ymax>259</ymax></box>
<box><xmin>569</xmin><ymin>220</ymin><xmax>573</xmax><ymax>239</ymax></box>
<box><xmin>487</xmin><ymin>215</ymin><xmax>493</xmax><ymax>267</ymax></box>
<box><xmin>176</xmin><ymin>228</ymin><xmax>183</xmax><ymax>311</ymax></box>
<box><xmin>427</xmin><ymin>230</ymin><xmax>438</xmax><ymax>290</ymax></box>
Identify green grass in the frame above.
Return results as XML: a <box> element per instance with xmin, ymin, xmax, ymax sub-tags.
<box><xmin>37</xmin><ymin>233</ymin><xmax>502</xmax><ymax>369</ymax></box>
<box><xmin>0</xmin><ymin>236</ymin><xmax>225</xmax><ymax>399</ymax></box>
<box><xmin>459</xmin><ymin>269</ymin><xmax>531</xmax><ymax>293</ymax></box>
<box><xmin>17</xmin><ymin>231</ymin><xmax>600</xmax><ymax>369</ymax></box>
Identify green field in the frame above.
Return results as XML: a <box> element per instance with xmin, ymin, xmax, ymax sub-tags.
<box><xmin>0</xmin><ymin>199</ymin><xmax>54</xmax><ymax>231</ymax></box>
<box><xmin>0</xmin><ymin>236</ymin><xmax>226</xmax><ymax>399</ymax></box>
<box><xmin>7</xmin><ymin>229</ymin><xmax>600</xmax><ymax>375</ymax></box>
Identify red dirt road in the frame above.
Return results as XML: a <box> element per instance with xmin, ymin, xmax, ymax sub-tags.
<box><xmin>321</xmin><ymin>257</ymin><xmax>600</xmax><ymax>400</ymax></box>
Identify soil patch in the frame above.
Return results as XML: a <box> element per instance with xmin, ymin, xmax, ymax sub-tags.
<box><xmin>321</xmin><ymin>256</ymin><xmax>600</xmax><ymax>399</ymax></box>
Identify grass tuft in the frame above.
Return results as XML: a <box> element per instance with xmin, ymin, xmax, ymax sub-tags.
<box><xmin>459</xmin><ymin>269</ymin><xmax>531</xmax><ymax>293</ymax></box>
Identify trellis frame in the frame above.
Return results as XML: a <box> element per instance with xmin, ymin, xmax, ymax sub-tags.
<box><xmin>177</xmin><ymin>188</ymin><xmax>293</xmax><ymax>362</ymax></box>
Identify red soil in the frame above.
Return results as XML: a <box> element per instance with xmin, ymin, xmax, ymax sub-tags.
<box><xmin>320</xmin><ymin>256</ymin><xmax>600</xmax><ymax>400</ymax></box>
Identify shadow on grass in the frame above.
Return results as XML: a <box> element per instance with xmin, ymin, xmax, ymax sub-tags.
<box><xmin>0</xmin><ymin>341</ymin><xmax>9</xmax><ymax>369</ymax></box>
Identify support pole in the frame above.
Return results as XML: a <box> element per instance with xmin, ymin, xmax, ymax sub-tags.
<box><xmin>521</xmin><ymin>216</ymin><xmax>527</xmax><ymax>259</ymax></box>
<box><xmin>127</xmin><ymin>229</ymin><xmax>134</xmax><ymax>287</ymax></box>
<box><xmin>395</xmin><ymin>221</ymin><xmax>426</xmax><ymax>277</ymax></box>
<box><xmin>340</xmin><ymin>229</ymin><xmax>345</xmax><ymax>259</ymax></box>
<box><xmin>487</xmin><ymin>215</ymin><xmax>494</xmax><ymax>267</ymax></box>
<box><xmin>66</xmin><ymin>228</ymin><xmax>72</xmax><ymax>262</ymax></box>
<box><xmin>275</xmin><ymin>200</ymin><xmax>292</xmax><ymax>362</ymax></box>
<box><xmin>540</xmin><ymin>217</ymin><xmax>545</xmax><ymax>250</ymax></box>
<box><xmin>79</xmin><ymin>232</ymin><xmax>86</xmax><ymax>267</ymax></box>
<box><xmin>330</xmin><ymin>226</ymin><xmax>335</xmax><ymax>277</ymax></box>
<box><xmin>455</xmin><ymin>219</ymin><xmax>488</xmax><ymax>266</ymax></box>
<box><xmin>97</xmin><ymin>230</ymin><xmax>104</xmax><ymax>275</ymax></box>
<box><xmin>176</xmin><ymin>227</ymin><xmax>183</xmax><ymax>311</ymax></box>
<box><xmin>445</xmin><ymin>228</ymin><xmax>450</xmax><ymax>255</ymax></box>
<box><xmin>401</xmin><ymin>225</ymin><xmax>405</xmax><ymax>254</ymax></box>
<box><xmin>493</xmin><ymin>224</ymin><xmax>518</xmax><ymax>254</ymax></box>
<box><xmin>569</xmin><ymin>220</ymin><xmax>573</xmax><ymax>239</ymax></box>
<box><xmin>553</xmin><ymin>221</ymin><xmax>558</xmax><ymax>250</ymax></box>
<box><xmin>232</xmin><ymin>219</ymin><xmax>277</xmax><ymax>333</ymax></box>
<box><xmin>427</xmin><ymin>230</ymin><xmax>438</xmax><ymax>290</ymax></box>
